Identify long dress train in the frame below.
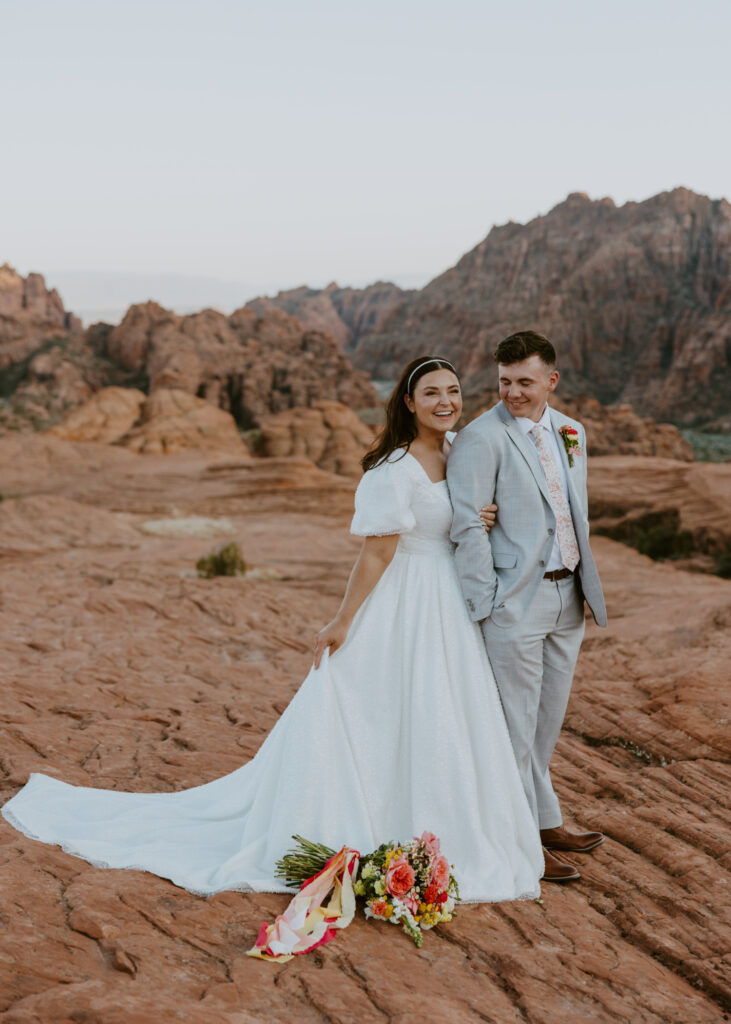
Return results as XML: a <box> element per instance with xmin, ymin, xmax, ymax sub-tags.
<box><xmin>2</xmin><ymin>447</ymin><xmax>543</xmax><ymax>902</ymax></box>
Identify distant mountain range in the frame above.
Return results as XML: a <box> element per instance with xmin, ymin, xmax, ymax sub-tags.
<box><xmin>3</xmin><ymin>188</ymin><xmax>730</xmax><ymax>430</ymax></box>
<box><xmin>247</xmin><ymin>189</ymin><xmax>731</xmax><ymax>428</ymax></box>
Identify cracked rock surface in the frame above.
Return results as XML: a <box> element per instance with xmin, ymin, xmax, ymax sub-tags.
<box><xmin>0</xmin><ymin>438</ymin><xmax>728</xmax><ymax>1023</ymax></box>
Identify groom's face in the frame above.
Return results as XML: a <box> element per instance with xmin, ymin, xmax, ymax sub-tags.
<box><xmin>498</xmin><ymin>355</ymin><xmax>559</xmax><ymax>422</ymax></box>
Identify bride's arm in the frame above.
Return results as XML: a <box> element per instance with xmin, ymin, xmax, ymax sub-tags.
<box><xmin>313</xmin><ymin>534</ymin><xmax>399</xmax><ymax>668</ymax></box>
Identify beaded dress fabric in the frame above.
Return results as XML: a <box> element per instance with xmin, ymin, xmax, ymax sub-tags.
<box><xmin>2</xmin><ymin>443</ymin><xmax>543</xmax><ymax>902</ymax></box>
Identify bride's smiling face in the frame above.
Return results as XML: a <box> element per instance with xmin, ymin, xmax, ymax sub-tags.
<box><xmin>405</xmin><ymin>369</ymin><xmax>462</xmax><ymax>435</ymax></box>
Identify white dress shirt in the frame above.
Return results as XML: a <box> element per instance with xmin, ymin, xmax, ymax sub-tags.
<box><xmin>514</xmin><ymin>404</ymin><xmax>570</xmax><ymax>572</ymax></box>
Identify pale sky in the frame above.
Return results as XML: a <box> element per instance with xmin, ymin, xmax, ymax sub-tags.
<box><xmin>2</xmin><ymin>0</ymin><xmax>730</xmax><ymax>317</ymax></box>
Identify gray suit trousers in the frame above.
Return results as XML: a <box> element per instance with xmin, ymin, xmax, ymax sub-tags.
<box><xmin>482</xmin><ymin>574</ymin><xmax>585</xmax><ymax>830</ymax></box>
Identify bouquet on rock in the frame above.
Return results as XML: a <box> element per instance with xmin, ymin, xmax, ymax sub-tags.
<box><xmin>248</xmin><ymin>831</ymin><xmax>459</xmax><ymax>962</ymax></box>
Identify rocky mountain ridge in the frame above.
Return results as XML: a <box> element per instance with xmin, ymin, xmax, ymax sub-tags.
<box><xmin>351</xmin><ymin>189</ymin><xmax>731</xmax><ymax>427</ymax></box>
<box><xmin>246</xmin><ymin>189</ymin><xmax>731</xmax><ymax>428</ymax></box>
<box><xmin>246</xmin><ymin>280</ymin><xmax>409</xmax><ymax>353</ymax></box>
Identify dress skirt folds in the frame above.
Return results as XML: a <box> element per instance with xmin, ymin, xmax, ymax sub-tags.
<box><xmin>2</xmin><ymin>446</ymin><xmax>543</xmax><ymax>903</ymax></box>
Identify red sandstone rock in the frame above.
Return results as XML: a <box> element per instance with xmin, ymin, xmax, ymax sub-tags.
<box><xmin>120</xmin><ymin>389</ymin><xmax>247</xmax><ymax>455</ymax></box>
<box><xmin>258</xmin><ymin>400</ymin><xmax>375</xmax><ymax>477</ymax></box>
<box><xmin>48</xmin><ymin>387</ymin><xmax>247</xmax><ymax>455</ymax></box>
<box><xmin>352</xmin><ymin>188</ymin><xmax>731</xmax><ymax>427</ymax></box>
<box><xmin>247</xmin><ymin>280</ymin><xmax>410</xmax><ymax>352</ymax></box>
<box><xmin>587</xmin><ymin>454</ymin><xmax>731</xmax><ymax>570</ymax></box>
<box><xmin>106</xmin><ymin>301</ymin><xmax>378</xmax><ymax>425</ymax></box>
<box><xmin>0</xmin><ymin>264</ymin><xmax>81</xmax><ymax>370</ymax></box>
<box><xmin>0</xmin><ymin>294</ymin><xmax>378</xmax><ymax>438</ymax></box>
<box><xmin>0</xmin><ymin>439</ymin><xmax>728</xmax><ymax>1022</ymax></box>
<box><xmin>48</xmin><ymin>387</ymin><xmax>146</xmax><ymax>444</ymax></box>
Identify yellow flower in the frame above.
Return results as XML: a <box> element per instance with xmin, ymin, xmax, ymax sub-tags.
<box><xmin>384</xmin><ymin>905</ymin><xmax>393</xmax><ymax>918</ymax></box>
<box><xmin>418</xmin><ymin>902</ymin><xmax>427</xmax><ymax>914</ymax></box>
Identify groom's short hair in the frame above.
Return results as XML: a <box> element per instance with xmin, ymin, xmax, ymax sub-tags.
<box><xmin>494</xmin><ymin>331</ymin><xmax>556</xmax><ymax>367</ymax></box>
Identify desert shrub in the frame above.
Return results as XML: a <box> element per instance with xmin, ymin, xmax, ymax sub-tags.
<box><xmin>600</xmin><ymin>509</ymin><xmax>695</xmax><ymax>562</ymax></box>
<box><xmin>196</xmin><ymin>542</ymin><xmax>246</xmax><ymax>579</ymax></box>
<box><xmin>636</xmin><ymin>524</ymin><xmax>694</xmax><ymax>560</ymax></box>
<box><xmin>715</xmin><ymin>552</ymin><xmax>731</xmax><ymax>579</ymax></box>
<box><xmin>240</xmin><ymin>428</ymin><xmax>262</xmax><ymax>454</ymax></box>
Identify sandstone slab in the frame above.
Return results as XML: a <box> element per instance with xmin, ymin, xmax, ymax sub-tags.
<box><xmin>0</xmin><ymin>439</ymin><xmax>728</xmax><ymax>1023</ymax></box>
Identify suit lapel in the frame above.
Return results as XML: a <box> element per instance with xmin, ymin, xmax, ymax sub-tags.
<box><xmin>496</xmin><ymin>402</ymin><xmax>552</xmax><ymax>506</ymax></box>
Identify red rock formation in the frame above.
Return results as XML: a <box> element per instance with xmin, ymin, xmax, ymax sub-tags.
<box><xmin>0</xmin><ymin>440</ymin><xmax>728</xmax><ymax>1021</ymax></box>
<box><xmin>47</xmin><ymin>387</ymin><xmax>146</xmax><ymax>444</ymax></box>
<box><xmin>106</xmin><ymin>302</ymin><xmax>378</xmax><ymax>426</ymax></box>
<box><xmin>588</xmin><ymin>455</ymin><xmax>731</xmax><ymax>571</ymax></box>
<box><xmin>352</xmin><ymin>189</ymin><xmax>731</xmax><ymax>427</ymax></box>
<box><xmin>49</xmin><ymin>387</ymin><xmax>247</xmax><ymax>455</ymax></box>
<box><xmin>0</xmin><ymin>297</ymin><xmax>378</xmax><ymax>437</ymax></box>
<box><xmin>247</xmin><ymin>280</ymin><xmax>410</xmax><ymax>352</ymax></box>
<box><xmin>121</xmin><ymin>389</ymin><xmax>247</xmax><ymax>455</ymax></box>
<box><xmin>0</xmin><ymin>264</ymin><xmax>81</xmax><ymax>369</ymax></box>
<box><xmin>258</xmin><ymin>400</ymin><xmax>375</xmax><ymax>477</ymax></box>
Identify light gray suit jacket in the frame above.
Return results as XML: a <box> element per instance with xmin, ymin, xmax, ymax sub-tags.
<box><xmin>447</xmin><ymin>401</ymin><xmax>607</xmax><ymax>628</ymax></box>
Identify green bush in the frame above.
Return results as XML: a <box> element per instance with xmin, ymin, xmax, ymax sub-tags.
<box><xmin>636</xmin><ymin>524</ymin><xmax>694</xmax><ymax>560</ymax></box>
<box><xmin>715</xmin><ymin>553</ymin><xmax>731</xmax><ymax>579</ymax></box>
<box><xmin>196</xmin><ymin>542</ymin><xmax>247</xmax><ymax>579</ymax></box>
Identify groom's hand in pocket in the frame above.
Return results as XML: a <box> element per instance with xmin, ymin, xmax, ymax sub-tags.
<box><xmin>480</xmin><ymin>504</ymin><xmax>498</xmax><ymax>533</ymax></box>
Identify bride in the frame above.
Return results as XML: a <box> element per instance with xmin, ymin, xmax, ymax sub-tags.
<box><xmin>2</xmin><ymin>356</ymin><xmax>544</xmax><ymax>902</ymax></box>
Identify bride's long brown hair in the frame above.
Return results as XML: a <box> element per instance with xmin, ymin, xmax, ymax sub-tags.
<box><xmin>361</xmin><ymin>356</ymin><xmax>459</xmax><ymax>472</ymax></box>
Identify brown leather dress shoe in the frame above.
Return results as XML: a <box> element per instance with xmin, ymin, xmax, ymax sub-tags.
<box><xmin>542</xmin><ymin>846</ymin><xmax>580</xmax><ymax>882</ymax></box>
<box><xmin>540</xmin><ymin>825</ymin><xmax>605</xmax><ymax>853</ymax></box>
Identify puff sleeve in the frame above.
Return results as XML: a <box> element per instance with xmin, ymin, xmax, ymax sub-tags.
<box><xmin>350</xmin><ymin>456</ymin><xmax>416</xmax><ymax>537</ymax></box>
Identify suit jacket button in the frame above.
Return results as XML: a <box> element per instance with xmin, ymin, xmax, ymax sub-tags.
<box><xmin>540</xmin><ymin>560</ymin><xmax>546</xmax><ymax>567</ymax></box>
<box><xmin>547</xmin><ymin>528</ymin><xmax>554</xmax><ymax>535</ymax></box>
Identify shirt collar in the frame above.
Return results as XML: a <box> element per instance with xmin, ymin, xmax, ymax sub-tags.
<box><xmin>514</xmin><ymin>403</ymin><xmax>552</xmax><ymax>436</ymax></box>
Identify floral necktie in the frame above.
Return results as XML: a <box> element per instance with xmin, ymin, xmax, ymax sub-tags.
<box><xmin>529</xmin><ymin>426</ymin><xmax>580</xmax><ymax>571</ymax></box>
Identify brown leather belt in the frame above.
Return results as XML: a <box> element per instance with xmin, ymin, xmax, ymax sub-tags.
<box><xmin>543</xmin><ymin>568</ymin><xmax>574</xmax><ymax>581</ymax></box>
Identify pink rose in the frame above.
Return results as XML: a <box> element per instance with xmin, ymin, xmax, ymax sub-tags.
<box><xmin>385</xmin><ymin>857</ymin><xmax>416</xmax><ymax>898</ymax></box>
<box><xmin>431</xmin><ymin>855</ymin><xmax>450</xmax><ymax>889</ymax></box>
<box><xmin>418</xmin><ymin>831</ymin><xmax>441</xmax><ymax>858</ymax></box>
<box><xmin>402</xmin><ymin>893</ymin><xmax>420</xmax><ymax>914</ymax></box>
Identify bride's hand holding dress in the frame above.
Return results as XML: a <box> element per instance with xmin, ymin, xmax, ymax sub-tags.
<box><xmin>314</xmin><ymin>534</ymin><xmax>399</xmax><ymax>668</ymax></box>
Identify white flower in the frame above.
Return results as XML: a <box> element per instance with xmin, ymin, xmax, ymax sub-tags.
<box><xmin>361</xmin><ymin>862</ymin><xmax>375</xmax><ymax>879</ymax></box>
<box><xmin>374</xmin><ymin>879</ymin><xmax>386</xmax><ymax>895</ymax></box>
<box><xmin>444</xmin><ymin>897</ymin><xmax>455</xmax><ymax>913</ymax></box>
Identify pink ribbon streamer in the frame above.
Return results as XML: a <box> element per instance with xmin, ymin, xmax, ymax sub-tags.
<box><xmin>247</xmin><ymin>846</ymin><xmax>360</xmax><ymax>963</ymax></box>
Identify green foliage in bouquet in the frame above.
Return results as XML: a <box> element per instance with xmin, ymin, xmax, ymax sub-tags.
<box><xmin>275</xmin><ymin>835</ymin><xmax>337</xmax><ymax>888</ymax></box>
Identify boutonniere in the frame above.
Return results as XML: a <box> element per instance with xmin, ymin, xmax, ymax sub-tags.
<box><xmin>558</xmin><ymin>426</ymin><xmax>583</xmax><ymax>468</ymax></box>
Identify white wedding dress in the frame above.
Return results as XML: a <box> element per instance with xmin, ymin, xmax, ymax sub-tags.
<box><xmin>2</xmin><ymin>446</ymin><xmax>543</xmax><ymax>902</ymax></box>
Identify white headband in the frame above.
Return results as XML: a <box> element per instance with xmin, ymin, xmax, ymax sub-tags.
<box><xmin>406</xmin><ymin>358</ymin><xmax>457</xmax><ymax>393</ymax></box>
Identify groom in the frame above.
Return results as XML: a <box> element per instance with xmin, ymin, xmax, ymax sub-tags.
<box><xmin>447</xmin><ymin>331</ymin><xmax>607</xmax><ymax>883</ymax></box>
